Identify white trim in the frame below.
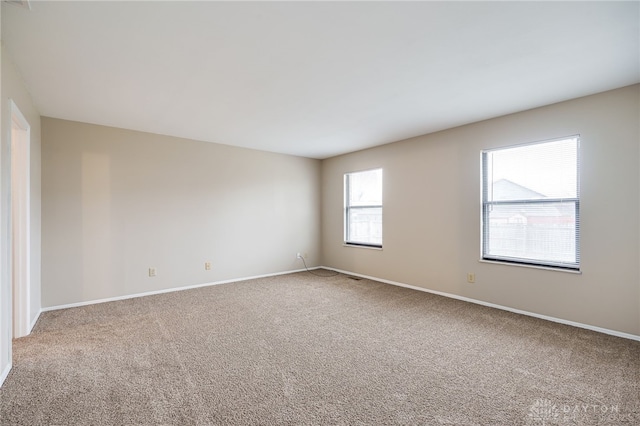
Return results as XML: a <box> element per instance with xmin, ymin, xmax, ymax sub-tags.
<box><xmin>0</xmin><ymin>362</ymin><xmax>11</xmax><ymax>388</ymax></box>
<box><xmin>28</xmin><ymin>309</ymin><xmax>41</xmax><ymax>333</ymax></box>
<box><xmin>41</xmin><ymin>267</ymin><xmax>318</xmax><ymax>312</ymax></box>
<box><xmin>342</xmin><ymin>244</ymin><xmax>383</xmax><ymax>251</ymax></box>
<box><xmin>9</xmin><ymin>99</ymin><xmax>31</xmax><ymax>339</ymax></box>
<box><xmin>9</xmin><ymin>99</ymin><xmax>29</xmax><ymax>129</ymax></box>
<box><xmin>324</xmin><ymin>267</ymin><xmax>640</xmax><ymax>342</ymax></box>
<box><xmin>479</xmin><ymin>259</ymin><xmax>582</xmax><ymax>274</ymax></box>
<box><xmin>37</xmin><ymin>266</ymin><xmax>640</xmax><ymax>341</ymax></box>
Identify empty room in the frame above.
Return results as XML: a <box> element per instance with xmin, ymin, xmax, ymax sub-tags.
<box><xmin>0</xmin><ymin>1</ymin><xmax>639</xmax><ymax>425</ymax></box>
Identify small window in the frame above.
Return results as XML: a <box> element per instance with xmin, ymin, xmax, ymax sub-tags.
<box><xmin>482</xmin><ymin>136</ymin><xmax>580</xmax><ymax>270</ymax></box>
<box><xmin>345</xmin><ymin>168</ymin><xmax>383</xmax><ymax>248</ymax></box>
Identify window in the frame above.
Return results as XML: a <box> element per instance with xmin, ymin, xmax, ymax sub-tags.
<box><xmin>482</xmin><ymin>136</ymin><xmax>580</xmax><ymax>270</ymax></box>
<box><xmin>345</xmin><ymin>168</ymin><xmax>383</xmax><ymax>248</ymax></box>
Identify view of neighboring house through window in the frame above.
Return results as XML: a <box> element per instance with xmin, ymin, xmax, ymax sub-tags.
<box><xmin>482</xmin><ymin>136</ymin><xmax>580</xmax><ymax>270</ymax></box>
<box><xmin>345</xmin><ymin>168</ymin><xmax>383</xmax><ymax>248</ymax></box>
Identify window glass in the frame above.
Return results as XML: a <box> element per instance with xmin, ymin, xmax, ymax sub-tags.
<box><xmin>345</xmin><ymin>169</ymin><xmax>383</xmax><ymax>247</ymax></box>
<box><xmin>482</xmin><ymin>137</ymin><xmax>579</xmax><ymax>270</ymax></box>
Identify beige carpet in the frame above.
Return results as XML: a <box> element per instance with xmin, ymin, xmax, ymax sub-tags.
<box><xmin>1</xmin><ymin>272</ymin><xmax>638</xmax><ymax>425</ymax></box>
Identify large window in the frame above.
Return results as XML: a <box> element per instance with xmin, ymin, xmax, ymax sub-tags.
<box><xmin>345</xmin><ymin>168</ymin><xmax>383</xmax><ymax>248</ymax></box>
<box><xmin>482</xmin><ymin>136</ymin><xmax>580</xmax><ymax>270</ymax></box>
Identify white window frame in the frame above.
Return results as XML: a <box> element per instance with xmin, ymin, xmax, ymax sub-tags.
<box><xmin>481</xmin><ymin>136</ymin><xmax>580</xmax><ymax>271</ymax></box>
<box><xmin>344</xmin><ymin>168</ymin><xmax>383</xmax><ymax>248</ymax></box>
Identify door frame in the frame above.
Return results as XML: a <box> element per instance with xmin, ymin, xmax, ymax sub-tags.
<box><xmin>10</xmin><ymin>99</ymin><xmax>31</xmax><ymax>338</ymax></box>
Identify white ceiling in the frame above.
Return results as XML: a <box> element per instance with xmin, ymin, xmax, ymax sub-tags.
<box><xmin>2</xmin><ymin>1</ymin><xmax>639</xmax><ymax>159</ymax></box>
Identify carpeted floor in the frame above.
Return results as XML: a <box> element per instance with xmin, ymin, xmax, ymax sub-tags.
<box><xmin>0</xmin><ymin>271</ymin><xmax>638</xmax><ymax>425</ymax></box>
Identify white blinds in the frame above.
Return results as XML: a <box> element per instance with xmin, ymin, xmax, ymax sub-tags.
<box><xmin>482</xmin><ymin>137</ymin><xmax>580</xmax><ymax>269</ymax></box>
<box><xmin>345</xmin><ymin>168</ymin><xmax>383</xmax><ymax>247</ymax></box>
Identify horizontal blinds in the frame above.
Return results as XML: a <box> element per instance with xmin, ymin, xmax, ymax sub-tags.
<box><xmin>345</xmin><ymin>169</ymin><xmax>383</xmax><ymax>247</ymax></box>
<box><xmin>482</xmin><ymin>137</ymin><xmax>580</xmax><ymax>269</ymax></box>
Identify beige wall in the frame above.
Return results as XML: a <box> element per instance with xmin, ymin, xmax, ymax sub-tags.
<box><xmin>0</xmin><ymin>46</ymin><xmax>42</xmax><ymax>381</ymax></box>
<box><xmin>322</xmin><ymin>85</ymin><xmax>640</xmax><ymax>336</ymax></box>
<box><xmin>41</xmin><ymin>118</ymin><xmax>320</xmax><ymax>307</ymax></box>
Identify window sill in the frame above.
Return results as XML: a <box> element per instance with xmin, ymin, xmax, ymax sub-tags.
<box><xmin>343</xmin><ymin>243</ymin><xmax>383</xmax><ymax>251</ymax></box>
<box><xmin>479</xmin><ymin>259</ymin><xmax>582</xmax><ymax>274</ymax></box>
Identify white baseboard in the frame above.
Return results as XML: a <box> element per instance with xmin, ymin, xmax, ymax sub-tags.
<box><xmin>38</xmin><ymin>265</ymin><xmax>640</xmax><ymax>341</ymax></box>
<box><xmin>41</xmin><ymin>267</ymin><xmax>317</xmax><ymax>313</ymax></box>
<box><xmin>28</xmin><ymin>309</ymin><xmax>42</xmax><ymax>334</ymax></box>
<box><xmin>325</xmin><ymin>267</ymin><xmax>640</xmax><ymax>342</ymax></box>
<box><xmin>0</xmin><ymin>362</ymin><xmax>11</xmax><ymax>388</ymax></box>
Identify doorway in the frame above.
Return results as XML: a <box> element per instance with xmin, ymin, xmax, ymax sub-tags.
<box><xmin>10</xmin><ymin>100</ymin><xmax>31</xmax><ymax>338</ymax></box>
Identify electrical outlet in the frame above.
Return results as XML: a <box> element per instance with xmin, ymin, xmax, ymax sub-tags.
<box><xmin>149</xmin><ymin>267</ymin><xmax>157</xmax><ymax>277</ymax></box>
<box><xmin>296</xmin><ymin>252</ymin><xmax>302</xmax><ymax>259</ymax></box>
<box><xmin>467</xmin><ymin>273</ymin><xmax>475</xmax><ymax>283</ymax></box>
<box><xmin>205</xmin><ymin>261</ymin><xmax>212</xmax><ymax>271</ymax></box>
